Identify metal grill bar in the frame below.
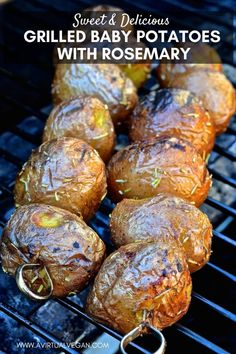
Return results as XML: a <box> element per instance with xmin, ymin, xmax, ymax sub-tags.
<box><xmin>192</xmin><ymin>292</ymin><xmax>236</xmax><ymax>322</ymax></box>
<box><xmin>213</xmin><ymin>144</ymin><xmax>236</xmax><ymax>160</ymax></box>
<box><xmin>0</xmin><ymin>67</ymin><xmax>44</xmax><ymax>92</ymax></box>
<box><xmin>205</xmin><ymin>197</ymin><xmax>236</xmax><ymax>217</ymax></box>
<box><xmin>208</xmin><ymin>168</ymin><xmax>236</xmax><ymax>188</ymax></box>
<box><xmin>213</xmin><ymin>230</ymin><xmax>236</xmax><ymax>246</ymax></box>
<box><xmin>56</xmin><ymin>298</ymin><xmax>151</xmax><ymax>354</ymax></box>
<box><xmin>0</xmin><ymin>94</ymin><xmax>47</xmax><ymax>122</ymax></box>
<box><xmin>56</xmin><ymin>298</ymin><xmax>232</xmax><ymax>354</ymax></box>
<box><xmin>206</xmin><ymin>263</ymin><xmax>236</xmax><ymax>282</ymax></box>
<box><xmin>0</xmin><ymin>302</ymin><xmax>79</xmax><ymax>354</ymax></box>
<box><xmin>175</xmin><ymin>324</ymin><xmax>229</xmax><ymax>354</ymax></box>
<box><xmin>226</xmin><ymin>127</ymin><xmax>236</xmax><ymax>135</ymax></box>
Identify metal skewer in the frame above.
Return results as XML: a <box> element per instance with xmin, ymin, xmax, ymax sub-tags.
<box><xmin>120</xmin><ymin>310</ymin><xmax>166</xmax><ymax>354</ymax></box>
<box><xmin>16</xmin><ymin>263</ymin><xmax>54</xmax><ymax>300</ymax></box>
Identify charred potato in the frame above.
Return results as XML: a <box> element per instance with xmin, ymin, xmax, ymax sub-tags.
<box><xmin>52</xmin><ymin>63</ymin><xmax>138</xmax><ymax>127</ymax></box>
<box><xmin>120</xmin><ymin>63</ymin><xmax>151</xmax><ymax>88</ymax></box>
<box><xmin>129</xmin><ymin>88</ymin><xmax>215</xmax><ymax>158</ymax></box>
<box><xmin>110</xmin><ymin>193</ymin><xmax>212</xmax><ymax>272</ymax></box>
<box><xmin>0</xmin><ymin>204</ymin><xmax>106</xmax><ymax>298</ymax></box>
<box><xmin>43</xmin><ymin>97</ymin><xmax>115</xmax><ymax>162</ymax></box>
<box><xmin>86</xmin><ymin>240</ymin><xmax>192</xmax><ymax>333</ymax></box>
<box><xmin>167</xmin><ymin>69</ymin><xmax>236</xmax><ymax>134</ymax></box>
<box><xmin>107</xmin><ymin>136</ymin><xmax>211</xmax><ymax>206</ymax></box>
<box><xmin>157</xmin><ymin>43</ymin><xmax>222</xmax><ymax>87</ymax></box>
<box><xmin>14</xmin><ymin>138</ymin><xmax>107</xmax><ymax>221</ymax></box>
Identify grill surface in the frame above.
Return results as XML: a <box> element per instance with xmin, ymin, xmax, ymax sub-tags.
<box><xmin>0</xmin><ymin>0</ymin><xmax>235</xmax><ymax>353</ymax></box>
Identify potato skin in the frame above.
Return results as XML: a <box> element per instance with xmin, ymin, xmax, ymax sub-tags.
<box><xmin>14</xmin><ymin>138</ymin><xmax>107</xmax><ymax>221</ymax></box>
<box><xmin>110</xmin><ymin>193</ymin><xmax>212</xmax><ymax>272</ymax></box>
<box><xmin>167</xmin><ymin>70</ymin><xmax>236</xmax><ymax>134</ymax></box>
<box><xmin>119</xmin><ymin>63</ymin><xmax>151</xmax><ymax>88</ymax></box>
<box><xmin>0</xmin><ymin>204</ymin><xmax>106</xmax><ymax>298</ymax></box>
<box><xmin>52</xmin><ymin>63</ymin><xmax>138</xmax><ymax>127</ymax></box>
<box><xmin>107</xmin><ymin>136</ymin><xmax>211</xmax><ymax>206</ymax></box>
<box><xmin>43</xmin><ymin>97</ymin><xmax>115</xmax><ymax>162</ymax></box>
<box><xmin>129</xmin><ymin>88</ymin><xmax>215</xmax><ymax>158</ymax></box>
<box><xmin>86</xmin><ymin>240</ymin><xmax>192</xmax><ymax>333</ymax></box>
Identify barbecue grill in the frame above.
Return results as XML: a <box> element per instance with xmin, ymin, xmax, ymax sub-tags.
<box><xmin>0</xmin><ymin>0</ymin><xmax>235</xmax><ymax>353</ymax></box>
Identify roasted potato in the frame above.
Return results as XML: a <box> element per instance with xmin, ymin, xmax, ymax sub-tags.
<box><xmin>86</xmin><ymin>240</ymin><xmax>192</xmax><ymax>333</ymax></box>
<box><xmin>107</xmin><ymin>136</ymin><xmax>211</xmax><ymax>206</ymax></box>
<box><xmin>0</xmin><ymin>204</ymin><xmax>106</xmax><ymax>298</ymax></box>
<box><xmin>119</xmin><ymin>63</ymin><xmax>151</xmax><ymax>88</ymax></box>
<box><xmin>167</xmin><ymin>69</ymin><xmax>236</xmax><ymax>134</ymax></box>
<box><xmin>52</xmin><ymin>63</ymin><xmax>138</xmax><ymax>127</ymax></box>
<box><xmin>14</xmin><ymin>138</ymin><xmax>107</xmax><ymax>221</ymax></box>
<box><xmin>43</xmin><ymin>97</ymin><xmax>115</xmax><ymax>162</ymax></box>
<box><xmin>110</xmin><ymin>193</ymin><xmax>212</xmax><ymax>272</ymax></box>
<box><xmin>157</xmin><ymin>43</ymin><xmax>222</xmax><ymax>87</ymax></box>
<box><xmin>129</xmin><ymin>88</ymin><xmax>215</xmax><ymax>158</ymax></box>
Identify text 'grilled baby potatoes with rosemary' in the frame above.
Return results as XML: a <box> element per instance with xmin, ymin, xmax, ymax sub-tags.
<box><xmin>107</xmin><ymin>136</ymin><xmax>211</xmax><ymax>206</ymax></box>
<box><xmin>0</xmin><ymin>204</ymin><xmax>106</xmax><ymax>298</ymax></box>
<box><xmin>14</xmin><ymin>138</ymin><xmax>107</xmax><ymax>221</ymax></box>
<box><xmin>110</xmin><ymin>193</ymin><xmax>213</xmax><ymax>273</ymax></box>
<box><xmin>129</xmin><ymin>88</ymin><xmax>215</xmax><ymax>158</ymax></box>
<box><xmin>167</xmin><ymin>69</ymin><xmax>236</xmax><ymax>134</ymax></box>
<box><xmin>52</xmin><ymin>63</ymin><xmax>138</xmax><ymax>127</ymax></box>
<box><xmin>86</xmin><ymin>240</ymin><xmax>192</xmax><ymax>334</ymax></box>
<box><xmin>43</xmin><ymin>97</ymin><xmax>115</xmax><ymax>162</ymax></box>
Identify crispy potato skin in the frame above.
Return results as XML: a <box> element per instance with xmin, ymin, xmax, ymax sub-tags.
<box><xmin>129</xmin><ymin>88</ymin><xmax>215</xmax><ymax>157</ymax></box>
<box><xmin>119</xmin><ymin>63</ymin><xmax>151</xmax><ymax>88</ymax></box>
<box><xmin>110</xmin><ymin>194</ymin><xmax>212</xmax><ymax>272</ymax></box>
<box><xmin>52</xmin><ymin>63</ymin><xmax>138</xmax><ymax>127</ymax></box>
<box><xmin>14</xmin><ymin>138</ymin><xmax>107</xmax><ymax>221</ymax></box>
<box><xmin>107</xmin><ymin>136</ymin><xmax>211</xmax><ymax>206</ymax></box>
<box><xmin>86</xmin><ymin>240</ymin><xmax>192</xmax><ymax>333</ymax></box>
<box><xmin>0</xmin><ymin>204</ymin><xmax>106</xmax><ymax>298</ymax></box>
<box><xmin>167</xmin><ymin>70</ymin><xmax>236</xmax><ymax>134</ymax></box>
<box><xmin>157</xmin><ymin>43</ymin><xmax>222</xmax><ymax>87</ymax></box>
<box><xmin>43</xmin><ymin>97</ymin><xmax>115</xmax><ymax>162</ymax></box>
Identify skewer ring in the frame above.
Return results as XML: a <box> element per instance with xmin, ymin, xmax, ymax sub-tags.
<box><xmin>120</xmin><ymin>322</ymin><xmax>166</xmax><ymax>354</ymax></box>
<box><xmin>16</xmin><ymin>263</ymin><xmax>53</xmax><ymax>301</ymax></box>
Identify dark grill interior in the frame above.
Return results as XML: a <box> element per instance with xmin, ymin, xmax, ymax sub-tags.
<box><xmin>0</xmin><ymin>0</ymin><xmax>235</xmax><ymax>353</ymax></box>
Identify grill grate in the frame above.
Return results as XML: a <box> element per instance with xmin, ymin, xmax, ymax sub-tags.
<box><xmin>0</xmin><ymin>0</ymin><xmax>235</xmax><ymax>353</ymax></box>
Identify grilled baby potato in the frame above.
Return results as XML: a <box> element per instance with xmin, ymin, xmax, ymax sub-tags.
<box><xmin>119</xmin><ymin>63</ymin><xmax>151</xmax><ymax>88</ymax></box>
<box><xmin>107</xmin><ymin>136</ymin><xmax>211</xmax><ymax>206</ymax></box>
<box><xmin>0</xmin><ymin>204</ymin><xmax>106</xmax><ymax>298</ymax></box>
<box><xmin>86</xmin><ymin>240</ymin><xmax>192</xmax><ymax>333</ymax></box>
<box><xmin>14</xmin><ymin>138</ymin><xmax>107</xmax><ymax>221</ymax></box>
<box><xmin>43</xmin><ymin>97</ymin><xmax>115</xmax><ymax>162</ymax></box>
<box><xmin>157</xmin><ymin>43</ymin><xmax>222</xmax><ymax>87</ymax></box>
<box><xmin>110</xmin><ymin>193</ymin><xmax>212</xmax><ymax>272</ymax></box>
<box><xmin>52</xmin><ymin>63</ymin><xmax>138</xmax><ymax>127</ymax></box>
<box><xmin>129</xmin><ymin>88</ymin><xmax>215</xmax><ymax>158</ymax></box>
<box><xmin>167</xmin><ymin>69</ymin><xmax>236</xmax><ymax>134</ymax></box>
